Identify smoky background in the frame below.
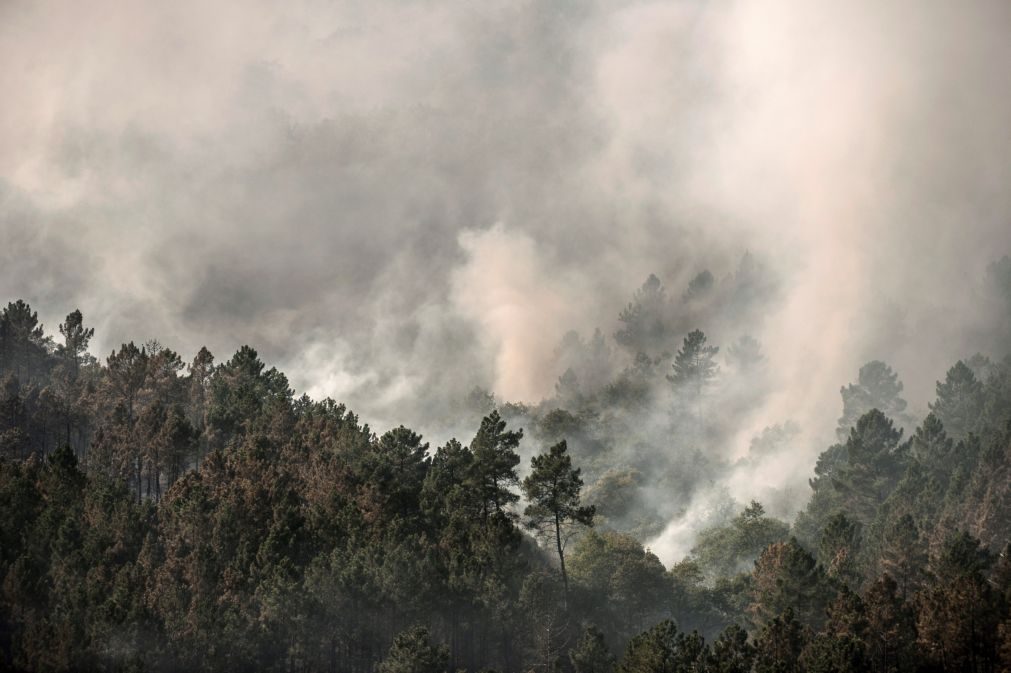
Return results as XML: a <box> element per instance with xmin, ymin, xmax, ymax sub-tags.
<box><xmin>3</xmin><ymin>0</ymin><xmax>1011</xmax><ymax>561</ymax></box>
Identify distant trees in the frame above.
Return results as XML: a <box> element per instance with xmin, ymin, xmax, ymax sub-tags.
<box><xmin>615</xmin><ymin>274</ymin><xmax>672</xmax><ymax>357</ymax></box>
<box><xmin>691</xmin><ymin>501</ymin><xmax>789</xmax><ymax>579</ymax></box>
<box><xmin>668</xmin><ymin>329</ymin><xmax>719</xmax><ymax>437</ymax></box>
<box><xmin>930</xmin><ymin>360</ymin><xmax>984</xmax><ymax>439</ymax></box>
<box><xmin>669</xmin><ymin>329</ymin><xmax>720</xmax><ymax>395</ymax></box>
<box><xmin>837</xmin><ymin>361</ymin><xmax>909</xmax><ymax>440</ymax></box>
<box><xmin>553</xmin><ymin>328</ymin><xmax>614</xmax><ymax>401</ymax></box>
<box><xmin>682</xmin><ymin>270</ymin><xmax>715</xmax><ymax>303</ymax></box>
<box><xmin>726</xmin><ymin>334</ymin><xmax>764</xmax><ymax>373</ymax></box>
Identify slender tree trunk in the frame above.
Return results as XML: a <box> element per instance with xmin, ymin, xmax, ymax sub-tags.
<box><xmin>555</xmin><ymin>511</ymin><xmax>568</xmax><ymax>610</ymax></box>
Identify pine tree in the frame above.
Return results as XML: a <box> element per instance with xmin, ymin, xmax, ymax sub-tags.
<box><xmin>863</xmin><ymin>574</ymin><xmax>918</xmax><ymax>673</ymax></box>
<box><xmin>710</xmin><ymin>624</ymin><xmax>754</xmax><ymax>673</ymax></box>
<box><xmin>750</xmin><ymin>538</ymin><xmax>830</xmax><ymax>629</ymax></box>
<box><xmin>187</xmin><ymin>346</ymin><xmax>214</xmax><ymax>466</ymax></box>
<box><xmin>682</xmin><ymin>270</ymin><xmax>715</xmax><ymax>303</ymax></box>
<box><xmin>56</xmin><ymin>309</ymin><xmax>94</xmax><ymax>379</ymax></box>
<box><xmin>818</xmin><ymin>513</ymin><xmax>862</xmax><ymax>587</ymax></box>
<box><xmin>1</xmin><ymin>300</ymin><xmax>49</xmax><ymax>383</ymax></box>
<box><xmin>837</xmin><ymin>361</ymin><xmax>909</xmax><ymax>440</ymax></box>
<box><xmin>878</xmin><ymin>514</ymin><xmax>928</xmax><ymax>597</ymax></box>
<box><xmin>726</xmin><ymin>335</ymin><xmax>765</xmax><ymax>373</ymax></box>
<box><xmin>376</xmin><ymin>626</ymin><xmax>449</xmax><ymax>673</ymax></box>
<box><xmin>615</xmin><ymin>274</ymin><xmax>672</xmax><ymax>357</ymax></box>
<box><xmin>570</xmin><ymin>625</ymin><xmax>617</xmax><ymax>673</ymax></box>
<box><xmin>917</xmin><ymin>532</ymin><xmax>1001</xmax><ymax>672</ymax></box>
<box><xmin>753</xmin><ymin>609</ymin><xmax>808</xmax><ymax>673</ymax></box>
<box><xmin>799</xmin><ymin>632</ymin><xmax>868</xmax><ymax>673</ymax></box>
<box><xmin>105</xmin><ymin>342</ymin><xmax>149</xmax><ymax>425</ymax></box>
<box><xmin>468</xmin><ymin>410</ymin><xmax>522</xmax><ymax>521</ymax></box>
<box><xmin>668</xmin><ymin>329</ymin><xmax>719</xmax><ymax>437</ymax></box>
<box><xmin>522</xmin><ymin>440</ymin><xmax>595</xmax><ymax>603</ymax></box>
<box><xmin>929</xmin><ymin>361</ymin><xmax>984</xmax><ymax>439</ymax></box>
<box><xmin>618</xmin><ymin>620</ymin><xmax>708</xmax><ymax>673</ymax></box>
<box><xmin>831</xmin><ymin>410</ymin><xmax>906</xmax><ymax>525</ymax></box>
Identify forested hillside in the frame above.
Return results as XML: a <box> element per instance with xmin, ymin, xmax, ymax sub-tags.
<box><xmin>2</xmin><ymin>266</ymin><xmax>1011</xmax><ymax>672</ymax></box>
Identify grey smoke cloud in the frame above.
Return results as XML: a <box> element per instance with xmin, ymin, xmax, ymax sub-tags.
<box><xmin>3</xmin><ymin>0</ymin><xmax>1011</xmax><ymax>533</ymax></box>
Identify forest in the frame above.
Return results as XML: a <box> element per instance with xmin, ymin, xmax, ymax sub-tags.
<box><xmin>2</xmin><ymin>255</ymin><xmax>1011</xmax><ymax>673</ymax></box>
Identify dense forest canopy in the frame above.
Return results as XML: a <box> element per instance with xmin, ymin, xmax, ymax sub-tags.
<box><xmin>4</xmin><ymin>1</ymin><xmax>1011</xmax><ymax>671</ymax></box>
<box><xmin>2</xmin><ymin>266</ymin><xmax>1011</xmax><ymax>671</ymax></box>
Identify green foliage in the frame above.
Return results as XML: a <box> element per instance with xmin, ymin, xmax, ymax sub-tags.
<box><xmin>615</xmin><ymin>274</ymin><xmax>673</xmax><ymax>357</ymax></box>
<box><xmin>930</xmin><ymin>360</ymin><xmax>985</xmax><ymax>439</ymax></box>
<box><xmin>618</xmin><ymin>620</ymin><xmax>708</xmax><ymax>673</ymax></box>
<box><xmin>876</xmin><ymin>514</ymin><xmax>928</xmax><ymax>596</ymax></box>
<box><xmin>749</xmin><ymin>538</ymin><xmax>831</xmax><ymax>629</ymax></box>
<box><xmin>836</xmin><ymin>361</ymin><xmax>909</xmax><ymax>440</ymax></box>
<box><xmin>569</xmin><ymin>530</ymin><xmax>670</xmax><ymax>649</ymax></box>
<box><xmin>570</xmin><ymin>625</ymin><xmax>617</xmax><ymax>673</ymax></box>
<box><xmin>4</xmin><ymin>296</ymin><xmax>1011</xmax><ymax>673</ymax></box>
<box><xmin>668</xmin><ymin>329</ymin><xmax>719</xmax><ymax>394</ymax></box>
<box><xmin>692</xmin><ymin>501</ymin><xmax>790</xmax><ymax>579</ymax></box>
<box><xmin>682</xmin><ymin>270</ymin><xmax>715</xmax><ymax>303</ymax></box>
<box><xmin>817</xmin><ymin>513</ymin><xmax>861</xmax><ymax>587</ymax></box>
<box><xmin>753</xmin><ymin>609</ymin><xmax>808</xmax><ymax>673</ymax></box>
<box><xmin>917</xmin><ymin>532</ymin><xmax>1002</xmax><ymax>672</ymax></box>
<box><xmin>799</xmin><ymin>633</ymin><xmax>868</xmax><ymax>673</ymax></box>
<box><xmin>863</xmin><ymin>574</ymin><xmax>917</xmax><ymax>672</ymax></box>
<box><xmin>522</xmin><ymin>440</ymin><xmax>595</xmax><ymax>598</ymax></box>
<box><xmin>377</xmin><ymin>626</ymin><xmax>449</xmax><ymax>673</ymax></box>
<box><xmin>710</xmin><ymin>624</ymin><xmax>754</xmax><ymax>673</ymax></box>
<box><xmin>469</xmin><ymin>410</ymin><xmax>523</xmax><ymax>520</ymax></box>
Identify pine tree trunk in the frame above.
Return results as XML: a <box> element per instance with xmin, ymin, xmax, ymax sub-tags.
<box><xmin>555</xmin><ymin>511</ymin><xmax>568</xmax><ymax>610</ymax></box>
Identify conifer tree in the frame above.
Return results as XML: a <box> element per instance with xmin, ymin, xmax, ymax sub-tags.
<box><xmin>831</xmin><ymin>409</ymin><xmax>905</xmax><ymax>525</ymax></box>
<box><xmin>56</xmin><ymin>309</ymin><xmax>94</xmax><ymax>378</ymax></box>
<box><xmin>930</xmin><ymin>361</ymin><xmax>984</xmax><ymax>439</ymax></box>
<box><xmin>710</xmin><ymin>624</ymin><xmax>755</xmax><ymax>673</ymax></box>
<box><xmin>837</xmin><ymin>361</ymin><xmax>909</xmax><ymax>440</ymax></box>
<box><xmin>878</xmin><ymin>514</ymin><xmax>928</xmax><ymax>597</ymax></box>
<box><xmin>615</xmin><ymin>274</ymin><xmax>672</xmax><ymax>357</ymax></box>
<box><xmin>753</xmin><ymin>609</ymin><xmax>808</xmax><ymax>673</ymax></box>
<box><xmin>726</xmin><ymin>334</ymin><xmax>765</xmax><ymax>373</ymax></box>
<box><xmin>522</xmin><ymin>440</ymin><xmax>595</xmax><ymax>603</ymax></box>
<box><xmin>468</xmin><ymin>410</ymin><xmax>522</xmax><ymax>520</ymax></box>
<box><xmin>570</xmin><ymin>626</ymin><xmax>616</xmax><ymax>673</ymax></box>
<box><xmin>750</xmin><ymin>538</ymin><xmax>830</xmax><ymax>629</ymax></box>
<box><xmin>1</xmin><ymin>300</ymin><xmax>48</xmax><ymax>382</ymax></box>
<box><xmin>668</xmin><ymin>329</ymin><xmax>719</xmax><ymax>437</ymax></box>
<box><xmin>376</xmin><ymin>626</ymin><xmax>449</xmax><ymax>673</ymax></box>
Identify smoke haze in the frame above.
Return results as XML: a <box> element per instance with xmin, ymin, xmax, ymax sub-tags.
<box><xmin>3</xmin><ymin>0</ymin><xmax>1011</xmax><ymax>560</ymax></box>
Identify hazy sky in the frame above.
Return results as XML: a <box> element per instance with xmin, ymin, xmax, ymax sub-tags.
<box><xmin>3</xmin><ymin>0</ymin><xmax>1011</xmax><ymax>448</ymax></box>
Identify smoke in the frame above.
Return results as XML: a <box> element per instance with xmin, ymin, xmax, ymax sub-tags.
<box><xmin>3</xmin><ymin>0</ymin><xmax>1011</xmax><ymax>561</ymax></box>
